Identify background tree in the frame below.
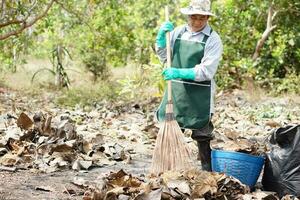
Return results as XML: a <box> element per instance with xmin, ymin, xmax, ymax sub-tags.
<box><xmin>0</xmin><ymin>0</ymin><xmax>56</xmax><ymax>72</ymax></box>
<box><xmin>212</xmin><ymin>0</ymin><xmax>300</xmax><ymax>90</ymax></box>
<box><xmin>0</xmin><ymin>0</ymin><xmax>299</xmax><ymax>93</ymax></box>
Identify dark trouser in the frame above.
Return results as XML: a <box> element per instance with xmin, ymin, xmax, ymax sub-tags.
<box><xmin>189</xmin><ymin>121</ymin><xmax>214</xmax><ymax>171</ymax></box>
<box><xmin>191</xmin><ymin>121</ymin><xmax>214</xmax><ymax>142</ymax></box>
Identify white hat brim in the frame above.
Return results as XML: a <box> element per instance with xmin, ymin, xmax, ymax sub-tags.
<box><xmin>180</xmin><ymin>8</ymin><xmax>215</xmax><ymax>16</ymax></box>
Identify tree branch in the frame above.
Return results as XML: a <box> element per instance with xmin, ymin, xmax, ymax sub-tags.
<box><xmin>252</xmin><ymin>5</ymin><xmax>277</xmax><ymax>61</ymax></box>
<box><xmin>0</xmin><ymin>0</ymin><xmax>6</xmax><ymax>20</ymax></box>
<box><xmin>0</xmin><ymin>19</ymin><xmax>23</xmax><ymax>29</ymax></box>
<box><xmin>0</xmin><ymin>0</ymin><xmax>37</xmax><ymax>29</ymax></box>
<box><xmin>0</xmin><ymin>0</ymin><xmax>55</xmax><ymax>40</ymax></box>
<box><xmin>54</xmin><ymin>0</ymin><xmax>82</xmax><ymax>21</ymax></box>
<box><xmin>54</xmin><ymin>0</ymin><xmax>95</xmax><ymax>34</ymax></box>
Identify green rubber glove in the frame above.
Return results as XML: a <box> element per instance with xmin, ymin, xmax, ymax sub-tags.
<box><xmin>156</xmin><ymin>21</ymin><xmax>174</xmax><ymax>48</ymax></box>
<box><xmin>162</xmin><ymin>68</ymin><xmax>195</xmax><ymax>80</ymax></box>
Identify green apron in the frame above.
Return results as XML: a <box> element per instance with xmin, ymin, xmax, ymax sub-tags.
<box><xmin>157</xmin><ymin>30</ymin><xmax>212</xmax><ymax>130</ymax></box>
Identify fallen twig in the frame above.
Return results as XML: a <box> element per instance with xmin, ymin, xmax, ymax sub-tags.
<box><xmin>0</xmin><ymin>166</ymin><xmax>17</xmax><ymax>172</ymax></box>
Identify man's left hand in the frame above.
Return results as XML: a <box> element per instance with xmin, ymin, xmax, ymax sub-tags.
<box><xmin>162</xmin><ymin>68</ymin><xmax>195</xmax><ymax>80</ymax></box>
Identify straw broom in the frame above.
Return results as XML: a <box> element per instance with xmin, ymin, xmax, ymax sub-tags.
<box><xmin>150</xmin><ymin>6</ymin><xmax>193</xmax><ymax>175</ymax></box>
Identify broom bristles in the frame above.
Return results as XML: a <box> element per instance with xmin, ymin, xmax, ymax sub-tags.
<box><xmin>150</xmin><ymin>104</ymin><xmax>194</xmax><ymax>174</ymax></box>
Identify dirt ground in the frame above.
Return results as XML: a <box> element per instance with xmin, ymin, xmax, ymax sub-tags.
<box><xmin>0</xmin><ymin>88</ymin><xmax>299</xmax><ymax>199</ymax></box>
<box><xmin>0</xmin><ymin>155</ymin><xmax>153</xmax><ymax>200</ymax></box>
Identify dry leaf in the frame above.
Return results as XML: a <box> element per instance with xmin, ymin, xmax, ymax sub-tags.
<box><xmin>265</xmin><ymin>120</ymin><xmax>281</xmax><ymax>128</ymax></box>
<box><xmin>17</xmin><ymin>112</ymin><xmax>33</xmax><ymax>130</ymax></box>
<box><xmin>134</xmin><ymin>188</ymin><xmax>162</xmax><ymax>200</ymax></box>
<box><xmin>0</xmin><ymin>153</ymin><xmax>19</xmax><ymax>166</ymax></box>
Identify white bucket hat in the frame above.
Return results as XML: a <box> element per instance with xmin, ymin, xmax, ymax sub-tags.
<box><xmin>180</xmin><ymin>0</ymin><xmax>215</xmax><ymax>16</ymax></box>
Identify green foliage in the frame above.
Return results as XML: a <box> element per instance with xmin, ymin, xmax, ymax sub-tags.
<box><xmin>32</xmin><ymin>45</ymin><xmax>71</xmax><ymax>88</ymax></box>
<box><xmin>0</xmin><ymin>0</ymin><xmax>54</xmax><ymax>71</ymax></box>
<box><xmin>117</xmin><ymin>64</ymin><xmax>163</xmax><ymax>100</ymax></box>
<box><xmin>117</xmin><ymin>74</ymin><xmax>145</xmax><ymax>99</ymax></box>
<box><xmin>51</xmin><ymin>45</ymin><xmax>71</xmax><ymax>88</ymax></box>
<box><xmin>117</xmin><ymin>51</ymin><xmax>165</xmax><ymax>100</ymax></box>
<box><xmin>266</xmin><ymin>73</ymin><xmax>300</xmax><ymax>95</ymax></box>
<box><xmin>81</xmin><ymin>50</ymin><xmax>110</xmax><ymax>81</ymax></box>
<box><xmin>0</xmin><ymin>74</ymin><xmax>5</xmax><ymax>87</ymax></box>
<box><xmin>0</xmin><ymin>35</ymin><xmax>31</xmax><ymax>72</ymax></box>
<box><xmin>1</xmin><ymin>0</ymin><xmax>299</xmax><ymax>96</ymax></box>
<box><xmin>212</xmin><ymin>0</ymin><xmax>300</xmax><ymax>90</ymax></box>
<box><xmin>275</xmin><ymin>74</ymin><xmax>300</xmax><ymax>94</ymax></box>
<box><xmin>77</xmin><ymin>1</ymin><xmax>134</xmax><ymax>80</ymax></box>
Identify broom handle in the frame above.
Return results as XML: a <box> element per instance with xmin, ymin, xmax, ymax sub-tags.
<box><xmin>165</xmin><ymin>6</ymin><xmax>172</xmax><ymax>102</ymax></box>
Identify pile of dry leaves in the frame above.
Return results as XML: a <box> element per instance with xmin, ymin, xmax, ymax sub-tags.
<box><xmin>81</xmin><ymin>169</ymin><xmax>249</xmax><ymax>200</ymax></box>
<box><xmin>80</xmin><ymin>169</ymin><xmax>297</xmax><ymax>200</ymax></box>
<box><xmin>211</xmin><ymin>129</ymin><xmax>266</xmax><ymax>156</ymax></box>
<box><xmin>1</xmin><ymin>90</ymin><xmax>300</xmax><ymax>199</ymax></box>
<box><xmin>0</xmin><ymin>112</ymin><xmax>131</xmax><ymax>172</ymax></box>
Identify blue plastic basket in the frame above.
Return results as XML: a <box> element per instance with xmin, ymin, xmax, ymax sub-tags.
<box><xmin>211</xmin><ymin>150</ymin><xmax>264</xmax><ymax>188</ymax></box>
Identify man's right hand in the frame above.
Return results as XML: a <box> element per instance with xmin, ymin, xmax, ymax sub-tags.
<box><xmin>156</xmin><ymin>21</ymin><xmax>174</xmax><ymax>48</ymax></box>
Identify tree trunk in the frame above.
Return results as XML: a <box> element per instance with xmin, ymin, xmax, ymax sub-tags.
<box><xmin>252</xmin><ymin>5</ymin><xmax>277</xmax><ymax>61</ymax></box>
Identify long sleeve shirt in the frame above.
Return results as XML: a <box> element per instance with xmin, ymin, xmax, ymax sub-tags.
<box><xmin>156</xmin><ymin>24</ymin><xmax>223</xmax><ymax>113</ymax></box>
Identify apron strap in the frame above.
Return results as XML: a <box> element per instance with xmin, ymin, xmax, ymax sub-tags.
<box><xmin>201</xmin><ymin>28</ymin><xmax>213</xmax><ymax>43</ymax></box>
<box><xmin>176</xmin><ymin>26</ymin><xmax>213</xmax><ymax>44</ymax></box>
<box><xmin>176</xmin><ymin>26</ymin><xmax>186</xmax><ymax>40</ymax></box>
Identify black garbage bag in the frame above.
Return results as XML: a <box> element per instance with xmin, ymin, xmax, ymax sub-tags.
<box><xmin>262</xmin><ymin>125</ymin><xmax>300</xmax><ymax>197</ymax></box>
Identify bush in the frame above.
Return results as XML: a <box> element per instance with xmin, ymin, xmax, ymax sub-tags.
<box><xmin>82</xmin><ymin>50</ymin><xmax>110</xmax><ymax>81</ymax></box>
<box><xmin>271</xmin><ymin>73</ymin><xmax>300</xmax><ymax>95</ymax></box>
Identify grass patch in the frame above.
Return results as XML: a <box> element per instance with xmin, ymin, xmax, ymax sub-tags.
<box><xmin>1</xmin><ymin>60</ymin><xmax>160</xmax><ymax>109</ymax></box>
<box><xmin>0</xmin><ymin>74</ymin><xmax>5</xmax><ymax>88</ymax></box>
<box><xmin>55</xmin><ymin>81</ymin><xmax>119</xmax><ymax>108</ymax></box>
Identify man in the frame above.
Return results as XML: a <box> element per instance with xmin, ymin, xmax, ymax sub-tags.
<box><xmin>155</xmin><ymin>0</ymin><xmax>223</xmax><ymax>171</ymax></box>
